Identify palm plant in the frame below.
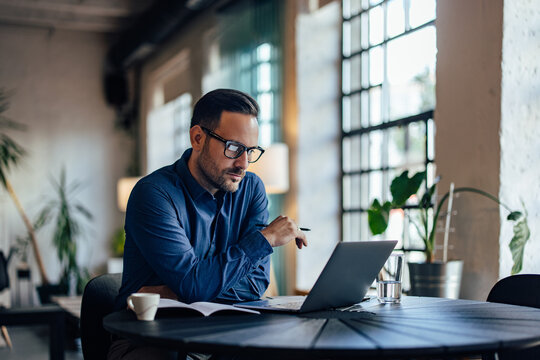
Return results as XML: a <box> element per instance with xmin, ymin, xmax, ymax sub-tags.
<box><xmin>368</xmin><ymin>170</ymin><xmax>530</xmax><ymax>274</ymax></box>
<box><xmin>0</xmin><ymin>88</ymin><xmax>49</xmax><ymax>284</ymax></box>
<box><xmin>36</xmin><ymin>167</ymin><xmax>93</xmax><ymax>294</ymax></box>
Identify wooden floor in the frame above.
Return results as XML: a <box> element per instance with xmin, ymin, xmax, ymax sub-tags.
<box><xmin>0</xmin><ymin>325</ymin><xmax>83</xmax><ymax>360</ymax></box>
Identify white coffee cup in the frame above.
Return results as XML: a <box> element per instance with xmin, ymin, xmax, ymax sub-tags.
<box><xmin>127</xmin><ymin>293</ymin><xmax>160</xmax><ymax>321</ymax></box>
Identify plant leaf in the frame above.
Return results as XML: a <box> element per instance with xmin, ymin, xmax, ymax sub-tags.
<box><xmin>507</xmin><ymin>211</ymin><xmax>522</xmax><ymax>221</ymax></box>
<box><xmin>390</xmin><ymin>170</ymin><xmax>426</xmax><ymax>206</ymax></box>
<box><xmin>509</xmin><ymin>216</ymin><xmax>530</xmax><ymax>275</ymax></box>
<box><xmin>368</xmin><ymin>199</ymin><xmax>392</xmax><ymax>235</ymax></box>
<box><xmin>74</xmin><ymin>203</ymin><xmax>93</xmax><ymax>220</ymax></box>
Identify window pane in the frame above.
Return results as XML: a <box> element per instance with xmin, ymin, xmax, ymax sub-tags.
<box><xmin>361</xmin><ymin>12</ymin><xmax>369</xmax><ymax>49</ymax></box>
<box><xmin>343</xmin><ymin>212</ymin><xmax>361</xmax><ymax>242</ymax></box>
<box><xmin>343</xmin><ymin>0</ymin><xmax>363</xmax><ymax>18</ymax></box>
<box><xmin>387</xmin><ymin>26</ymin><xmax>436</xmax><ymax>120</ymax></box>
<box><xmin>369</xmin><ymin>170</ymin><xmax>383</xmax><ymax>206</ymax></box>
<box><xmin>408</xmin><ymin>121</ymin><xmax>427</xmax><ymax>165</ymax></box>
<box><xmin>257</xmin><ymin>43</ymin><xmax>271</xmax><ymax>61</ymax></box>
<box><xmin>350</xmin><ymin>54</ymin><xmax>362</xmax><ymax>92</ymax></box>
<box><xmin>257</xmin><ymin>63</ymin><xmax>271</xmax><ymax>92</ymax></box>
<box><xmin>370</xmin><ymin>87</ymin><xmax>382</xmax><ymax>126</ymax></box>
<box><xmin>369</xmin><ymin>6</ymin><xmax>384</xmax><ymax>46</ymax></box>
<box><xmin>343</xmin><ymin>21</ymin><xmax>351</xmax><ymax>57</ymax></box>
<box><xmin>343</xmin><ymin>94</ymin><xmax>363</xmax><ymax>132</ymax></box>
<box><xmin>388</xmin><ymin>126</ymin><xmax>406</xmax><ymax>168</ymax></box>
<box><xmin>409</xmin><ymin>0</ymin><xmax>436</xmax><ymax>28</ymax></box>
<box><xmin>359</xmin><ymin>173</ymin><xmax>370</xmax><ymax>209</ymax></box>
<box><xmin>387</xmin><ymin>122</ymin><xmax>428</xmax><ymax>168</ymax></box>
<box><xmin>361</xmin><ymin>51</ymin><xmax>369</xmax><ymax>88</ymax></box>
<box><xmin>369</xmin><ymin>46</ymin><xmax>384</xmax><ymax>86</ymax></box>
<box><xmin>343</xmin><ymin>135</ymin><xmax>362</xmax><ymax>172</ymax></box>
<box><xmin>259</xmin><ymin>122</ymin><xmax>272</xmax><ymax>145</ymax></box>
<box><xmin>361</xmin><ymin>90</ymin><xmax>369</xmax><ymax>127</ymax></box>
<box><xmin>342</xmin><ymin>175</ymin><xmax>352</xmax><ymax>209</ymax></box>
<box><xmin>351</xmin><ymin>174</ymin><xmax>361</xmax><ymax>209</ymax></box>
<box><xmin>360</xmin><ymin>212</ymin><xmax>369</xmax><ymax>241</ymax></box>
<box><xmin>369</xmin><ymin>130</ymin><xmax>383</xmax><ymax>169</ymax></box>
<box><xmin>342</xmin><ymin>58</ymin><xmax>351</xmax><ymax>93</ymax></box>
<box><xmin>342</xmin><ymin>96</ymin><xmax>351</xmax><ymax>132</ymax></box>
<box><xmin>343</xmin><ymin>137</ymin><xmax>352</xmax><ymax>172</ymax></box>
<box><xmin>351</xmin><ymin>135</ymin><xmax>361</xmax><ymax>171</ymax></box>
<box><xmin>427</xmin><ymin>118</ymin><xmax>435</xmax><ymax>160</ymax></box>
<box><xmin>387</xmin><ymin>0</ymin><xmax>405</xmax><ymax>38</ymax></box>
<box><xmin>386</xmin><ymin>208</ymin><xmax>405</xmax><ymax>247</ymax></box>
<box><xmin>360</xmin><ymin>134</ymin><xmax>369</xmax><ymax>170</ymax></box>
<box><xmin>350</xmin><ymin>16</ymin><xmax>362</xmax><ymax>55</ymax></box>
<box><xmin>258</xmin><ymin>93</ymin><xmax>273</xmax><ymax>121</ymax></box>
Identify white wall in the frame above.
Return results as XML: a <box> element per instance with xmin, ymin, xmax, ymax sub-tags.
<box><xmin>0</xmin><ymin>24</ymin><xmax>133</xmax><ymax>291</ymax></box>
<box><xmin>499</xmin><ymin>0</ymin><xmax>540</xmax><ymax>276</ymax></box>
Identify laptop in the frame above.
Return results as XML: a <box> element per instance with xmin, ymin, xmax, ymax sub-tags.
<box><xmin>234</xmin><ymin>240</ymin><xmax>397</xmax><ymax>313</ymax></box>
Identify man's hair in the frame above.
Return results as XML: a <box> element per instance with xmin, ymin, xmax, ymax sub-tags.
<box><xmin>190</xmin><ymin>89</ymin><xmax>259</xmax><ymax>130</ymax></box>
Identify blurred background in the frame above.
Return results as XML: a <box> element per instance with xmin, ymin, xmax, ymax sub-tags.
<box><xmin>0</xmin><ymin>0</ymin><xmax>538</xmax><ymax>320</ymax></box>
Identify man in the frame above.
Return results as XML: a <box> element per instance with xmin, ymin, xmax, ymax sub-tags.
<box><xmin>108</xmin><ymin>89</ymin><xmax>307</xmax><ymax>359</ymax></box>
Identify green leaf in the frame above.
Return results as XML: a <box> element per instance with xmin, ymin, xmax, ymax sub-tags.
<box><xmin>509</xmin><ymin>216</ymin><xmax>530</xmax><ymax>275</ymax></box>
<box><xmin>390</xmin><ymin>170</ymin><xmax>426</xmax><ymax>206</ymax></box>
<box><xmin>507</xmin><ymin>211</ymin><xmax>522</xmax><ymax>221</ymax></box>
<box><xmin>367</xmin><ymin>199</ymin><xmax>392</xmax><ymax>235</ymax></box>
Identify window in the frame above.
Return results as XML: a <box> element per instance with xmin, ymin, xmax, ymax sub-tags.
<box><xmin>147</xmin><ymin>93</ymin><xmax>192</xmax><ymax>173</ymax></box>
<box><xmin>202</xmin><ymin>0</ymin><xmax>287</xmax><ymax>293</ymax></box>
<box><xmin>341</xmin><ymin>0</ymin><xmax>436</xmax><ymax>258</ymax></box>
<box><xmin>202</xmin><ymin>0</ymin><xmax>281</xmax><ymax>148</ymax></box>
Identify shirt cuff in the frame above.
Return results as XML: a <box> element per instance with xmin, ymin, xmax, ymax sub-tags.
<box><xmin>238</xmin><ymin>231</ymin><xmax>273</xmax><ymax>263</ymax></box>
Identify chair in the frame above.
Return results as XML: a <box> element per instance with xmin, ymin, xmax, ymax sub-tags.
<box><xmin>0</xmin><ymin>249</ymin><xmax>13</xmax><ymax>349</ymax></box>
<box><xmin>484</xmin><ymin>274</ymin><xmax>540</xmax><ymax>360</ymax></box>
<box><xmin>80</xmin><ymin>273</ymin><xmax>122</xmax><ymax>360</ymax></box>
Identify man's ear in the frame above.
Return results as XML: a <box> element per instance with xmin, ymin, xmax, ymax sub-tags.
<box><xmin>190</xmin><ymin>126</ymin><xmax>205</xmax><ymax>152</ymax></box>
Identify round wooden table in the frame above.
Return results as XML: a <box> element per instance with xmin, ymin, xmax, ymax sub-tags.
<box><xmin>104</xmin><ymin>296</ymin><xmax>540</xmax><ymax>359</ymax></box>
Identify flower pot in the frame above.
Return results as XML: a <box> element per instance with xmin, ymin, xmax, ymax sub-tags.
<box><xmin>36</xmin><ymin>283</ymin><xmax>67</xmax><ymax>304</ymax></box>
<box><xmin>408</xmin><ymin>260</ymin><xmax>463</xmax><ymax>299</ymax></box>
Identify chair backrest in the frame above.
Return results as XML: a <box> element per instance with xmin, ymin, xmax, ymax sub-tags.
<box><xmin>485</xmin><ymin>274</ymin><xmax>540</xmax><ymax>360</ymax></box>
<box><xmin>487</xmin><ymin>274</ymin><xmax>540</xmax><ymax>308</ymax></box>
<box><xmin>80</xmin><ymin>273</ymin><xmax>122</xmax><ymax>360</ymax></box>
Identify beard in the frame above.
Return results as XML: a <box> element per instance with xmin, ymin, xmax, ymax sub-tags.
<box><xmin>197</xmin><ymin>143</ymin><xmax>245</xmax><ymax>193</ymax></box>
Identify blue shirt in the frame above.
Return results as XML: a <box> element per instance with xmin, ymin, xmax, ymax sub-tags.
<box><xmin>114</xmin><ymin>149</ymin><xmax>273</xmax><ymax>310</ymax></box>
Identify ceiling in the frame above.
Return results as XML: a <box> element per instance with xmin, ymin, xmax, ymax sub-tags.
<box><xmin>0</xmin><ymin>0</ymin><xmax>158</xmax><ymax>33</ymax></box>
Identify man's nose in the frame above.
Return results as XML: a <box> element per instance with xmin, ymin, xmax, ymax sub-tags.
<box><xmin>233</xmin><ymin>151</ymin><xmax>249</xmax><ymax>169</ymax></box>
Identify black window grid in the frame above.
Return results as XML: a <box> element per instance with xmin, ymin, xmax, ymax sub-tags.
<box><xmin>341</xmin><ymin>0</ymin><xmax>436</xmax><ymax>257</ymax></box>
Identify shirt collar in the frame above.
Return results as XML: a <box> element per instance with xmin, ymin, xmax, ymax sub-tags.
<box><xmin>175</xmin><ymin>148</ymin><xmax>227</xmax><ymax>202</ymax></box>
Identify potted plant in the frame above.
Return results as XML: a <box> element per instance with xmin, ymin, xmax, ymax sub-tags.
<box><xmin>35</xmin><ymin>167</ymin><xmax>93</xmax><ymax>301</ymax></box>
<box><xmin>0</xmin><ymin>88</ymin><xmax>50</xmax><ymax>285</ymax></box>
<box><xmin>368</xmin><ymin>170</ymin><xmax>529</xmax><ymax>297</ymax></box>
<box><xmin>107</xmin><ymin>227</ymin><xmax>125</xmax><ymax>273</ymax></box>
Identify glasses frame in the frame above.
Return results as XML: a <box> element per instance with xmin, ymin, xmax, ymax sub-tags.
<box><xmin>200</xmin><ymin>126</ymin><xmax>265</xmax><ymax>163</ymax></box>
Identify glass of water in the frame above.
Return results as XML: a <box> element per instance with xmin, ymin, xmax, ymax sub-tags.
<box><xmin>377</xmin><ymin>253</ymin><xmax>404</xmax><ymax>304</ymax></box>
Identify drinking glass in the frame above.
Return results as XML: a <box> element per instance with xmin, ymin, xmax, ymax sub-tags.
<box><xmin>377</xmin><ymin>253</ymin><xmax>404</xmax><ymax>304</ymax></box>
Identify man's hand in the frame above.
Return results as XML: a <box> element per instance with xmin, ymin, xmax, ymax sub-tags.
<box><xmin>137</xmin><ymin>285</ymin><xmax>178</xmax><ymax>300</ymax></box>
<box><xmin>260</xmin><ymin>215</ymin><xmax>308</xmax><ymax>249</ymax></box>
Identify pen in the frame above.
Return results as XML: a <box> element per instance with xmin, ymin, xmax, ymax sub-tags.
<box><xmin>256</xmin><ymin>223</ymin><xmax>311</xmax><ymax>232</ymax></box>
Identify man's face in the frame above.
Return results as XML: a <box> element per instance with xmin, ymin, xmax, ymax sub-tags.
<box><xmin>196</xmin><ymin>111</ymin><xmax>259</xmax><ymax>193</ymax></box>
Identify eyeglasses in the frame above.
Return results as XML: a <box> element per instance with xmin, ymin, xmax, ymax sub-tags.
<box><xmin>200</xmin><ymin>126</ymin><xmax>265</xmax><ymax>163</ymax></box>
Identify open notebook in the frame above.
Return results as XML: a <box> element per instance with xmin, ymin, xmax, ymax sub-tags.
<box><xmin>234</xmin><ymin>240</ymin><xmax>397</xmax><ymax>313</ymax></box>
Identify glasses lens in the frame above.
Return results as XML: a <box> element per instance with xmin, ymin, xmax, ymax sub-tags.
<box><xmin>247</xmin><ymin>148</ymin><xmax>263</xmax><ymax>163</ymax></box>
<box><xmin>225</xmin><ymin>142</ymin><xmax>244</xmax><ymax>159</ymax></box>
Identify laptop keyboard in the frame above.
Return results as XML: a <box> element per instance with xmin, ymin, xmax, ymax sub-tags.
<box><xmin>270</xmin><ymin>301</ymin><xmax>304</xmax><ymax>310</ymax></box>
